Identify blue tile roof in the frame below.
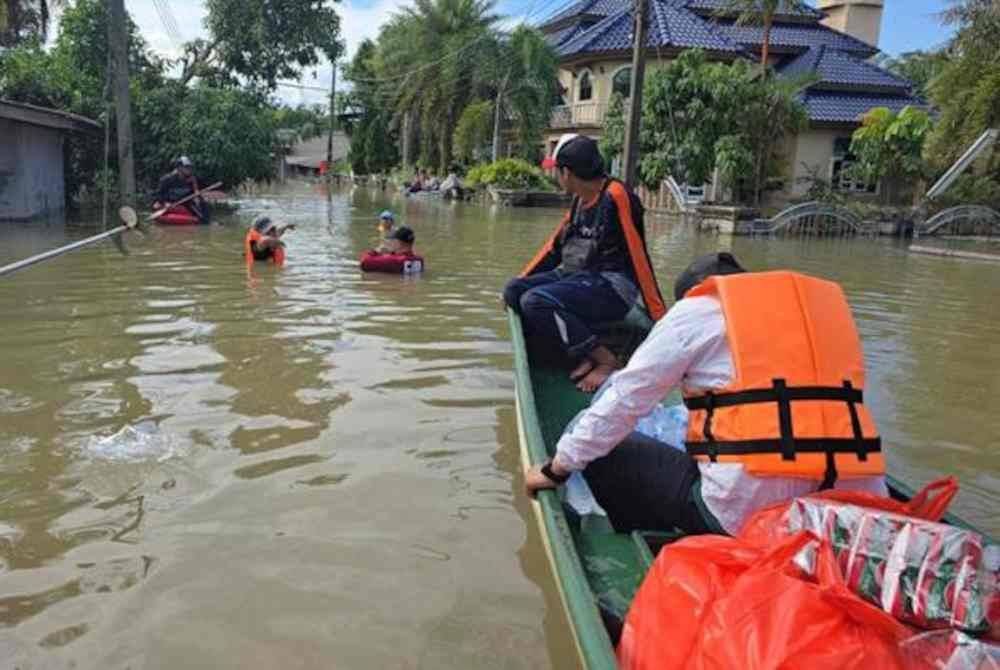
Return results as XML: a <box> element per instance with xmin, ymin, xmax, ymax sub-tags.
<box><xmin>716</xmin><ymin>20</ymin><xmax>877</xmax><ymax>56</ymax></box>
<box><xmin>684</xmin><ymin>0</ymin><xmax>822</xmax><ymax>19</ymax></box>
<box><xmin>545</xmin><ymin>23</ymin><xmax>587</xmax><ymax>47</ymax></box>
<box><xmin>800</xmin><ymin>90</ymin><xmax>927</xmax><ymax>123</ymax></box>
<box><xmin>555</xmin><ymin>0</ymin><xmax>743</xmax><ymax>58</ymax></box>
<box><xmin>779</xmin><ymin>46</ymin><xmax>911</xmax><ymax>91</ymax></box>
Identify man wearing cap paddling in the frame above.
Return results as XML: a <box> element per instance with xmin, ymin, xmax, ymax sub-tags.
<box><xmin>154</xmin><ymin>156</ymin><xmax>206</xmax><ymax>219</ymax></box>
<box><xmin>524</xmin><ymin>253</ymin><xmax>889</xmax><ymax>538</ymax></box>
<box><xmin>503</xmin><ymin>134</ymin><xmax>666</xmax><ymax>392</ymax></box>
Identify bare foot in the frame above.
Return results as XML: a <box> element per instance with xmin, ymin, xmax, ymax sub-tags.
<box><xmin>569</xmin><ymin>358</ymin><xmax>594</xmax><ymax>381</ymax></box>
<box><xmin>576</xmin><ymin>363</ymin><xmax>616</xmax><ymax>393</ymax></box>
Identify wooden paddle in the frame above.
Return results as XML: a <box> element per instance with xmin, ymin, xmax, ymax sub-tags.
<box><xmin>0</xmin><ymin>206</ymin><xmax>140</xmax><ymax>278</ymax></box>
<box><xmin>149</xmin><ymin>181</ymin><xmax>223</xmax><ymax>221</ymax></box>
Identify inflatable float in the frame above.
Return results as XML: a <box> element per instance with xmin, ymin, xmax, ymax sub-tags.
<box><xmin>360</xmin><ymin>250</ymin><xmax>424</xmax><ymax>274</ymax></box>
<box><xmin>156</xmin><ymin>203</ymin><xmax>209</xmax><ymax>225</ymax></box>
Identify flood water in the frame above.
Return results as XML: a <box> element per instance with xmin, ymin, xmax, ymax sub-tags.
<box><xmin>1</xmin><ymin>181</ymin><xmax>998</xmax><ymax>669</ymax></box>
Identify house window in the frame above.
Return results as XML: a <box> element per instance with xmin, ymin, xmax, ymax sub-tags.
<box><xmin>612</xmin><ymin>67</ymin><xmax>631</xmax><ymax>98</ymax></box>
<box><xmin>831</xmin><ymin>137</ymin><xmax>877</xmax><ymax>194</ymax></box>
<box><xmin>578</xmin><ymin>71</ymin><xmax>592</xmax><ymax>102</ymax></box>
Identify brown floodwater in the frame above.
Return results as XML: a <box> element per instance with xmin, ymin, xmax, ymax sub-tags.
<box><xmin>0</xmin><ymin>181</ymin><xmax>997</xmax><ymax>669</ymax></box>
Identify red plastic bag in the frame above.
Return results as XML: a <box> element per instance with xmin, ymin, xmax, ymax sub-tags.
<box><xmin>618</xmin><ymin>532</ymin><xmax>913</xmax><ymax>670</ymax></box>
<box><xmin>741</xmin><ymin>477</ymin><xmax>959</xmax><ymax>546</ymax></box>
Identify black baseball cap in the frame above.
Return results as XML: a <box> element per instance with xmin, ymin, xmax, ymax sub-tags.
<box><xmin>541</xmin><ymin>133</ymin><xmax>604</xmax><ymax>179</ymax></box>
<box><xmin>673</xmin><ymin>252</ymin><xmax>747</xmax><ymax>301</ymax></box>
<box><xmin>389</xmin><ymin>225</ymin><xmax>415</xmax><ymax>244</ymax></box>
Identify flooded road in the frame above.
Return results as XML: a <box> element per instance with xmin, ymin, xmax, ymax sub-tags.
<box><xmin>1</xmin><ymin>181</ymin><xmax>998</xmax><ymax>669</ymax></box>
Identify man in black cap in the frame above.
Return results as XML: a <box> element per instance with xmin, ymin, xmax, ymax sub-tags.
<box><xmin>524</xmin><ymin>252</ymin><xmax>889</xmax><ymax>537</ymax></box>
<box><xmin>154</xmin><ymin>156</ymin><xmax>205</xmax><ymax>218</ymax></box>
<box><xmin>504</xmin><ymin>134</ymin><xmax>666</xmax><ymax>392</ymax></box>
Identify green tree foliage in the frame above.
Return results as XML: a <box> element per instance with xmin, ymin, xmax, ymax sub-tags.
<box><xmin>0</xmin><ymin>0</ymin><xmax>311</xmax><ymax>203</ymax></box>
<box><xmin>598</xmin><ymin>93</ymin><xmax>626</xmax><ymax>172</ymax></box>
<box><xmin>181</xmin><ymin>0</ymin><xmax>342</xmax><ymax>90</ymax></box>
<box><xmin>452</xmin><ymin>100</ymin><xmax>493</xmax><ymax>163</ymax></box>
<box><xmin>343</xmin><ymin>38</ymin><xmax>398</xmax><ymax>174</ymax></box>
<box><xmin>465</xmin><ymin>158</ymin><xmax>553</xmax><ymax>190</ymax></box>
<box><xmin>875</xmin><ymin>50</ymin><xmax>950</xmax><ymax>99</ymax></box>
<box><xmin>602</xmin><ymin>50</ymin><xmax>807</xmax><ymax>204</ymax></box>
<box><xmin>847</xmin><ymin>106</ymin><xmax>933</xmax><ymax>204</ymax></box>
<box><xmin>484</xmin><ymin>25</ymin><xmax>558</xmax><ymax>161</ymax></box>
<box><xmin>924</xmin><ymin>0</ymin><xmax>1000</xmax><ymax>181</ymax></box>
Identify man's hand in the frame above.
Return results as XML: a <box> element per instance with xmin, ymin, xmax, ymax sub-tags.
<box><xmin>524</xmin><ymin>460</ymin><xmax>570</xmax><ymax>497</ymax></box>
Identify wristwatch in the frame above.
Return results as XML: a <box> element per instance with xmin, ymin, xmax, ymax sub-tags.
<box><xmin>541</xmin><ymin>460</ymin><xmax>571</xmax><ymax>485</ymax></box>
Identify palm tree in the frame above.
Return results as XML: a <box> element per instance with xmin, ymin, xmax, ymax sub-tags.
<box><xmin>717</xmin><ymin>0</ymin><xmax>782</xmax><ymax>74</ymax></box>
<box><xmin>378</xmin><ymin>0</ymin><xmax>499</xmax><ymax>171</ymax></box>
<box><xmin>485</xmin><ymin>25</ymin><xmax>558</xmax><ymax>161</ymax></box>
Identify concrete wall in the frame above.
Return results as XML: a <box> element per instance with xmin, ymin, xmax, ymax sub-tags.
<box><xmin>0</xmin><ymin>119</ymin><xmax>66</xmax><ymax>220</ymax></box>
<box><xmin>817</xmin><ymin>0</ymin><xmax>884</xmax><ymax>48</ymax></box>
<box><xmin>786</xmin><ymin>127</ymin><xmax>852</xmax><ymax>198</ymax></box>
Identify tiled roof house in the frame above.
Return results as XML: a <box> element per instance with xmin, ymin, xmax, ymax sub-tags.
<box><xmin>539</xmin><ymin>0</ymin><xmax>920</xmax><ymax>201</ymax></box>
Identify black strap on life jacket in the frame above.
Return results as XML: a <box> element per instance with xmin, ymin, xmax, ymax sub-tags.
<box><xmin>683</xmin><ymin>378</ymin><xmax>881</xmax><ymax>489</ymax></box>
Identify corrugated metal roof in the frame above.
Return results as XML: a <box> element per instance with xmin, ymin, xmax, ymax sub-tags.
<box><xmin>780</xmin><ymin>45</ymin><xmax>911</xmax><ymax>91</ymax></box>
<box><xmin>800</xmin><ymin>90</ymin><xmax>926</xmax><ymax>123</ymax></box>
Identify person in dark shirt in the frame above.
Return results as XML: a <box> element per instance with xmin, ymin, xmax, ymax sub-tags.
<box><xmin>154</xmin><ymin>156</ymin><xmax>204</xmax><ymax>218</ymax></box>
<box><xmin>245</xmin><ymin>216</ymin><xmax>295</xmax><ymax>266</ymax></box>
<box><xmin>503</xmin><ymin>134</ymin><xmax>666</xmax><ymax>392</ymax></box>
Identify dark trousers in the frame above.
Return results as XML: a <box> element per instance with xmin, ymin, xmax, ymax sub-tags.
<box><xmin>582</xmin><ymin>432</ymin><xmax>719</xmax><ymax>535</ymax></box>
<box><xmin>504</xmin><ymin>270</ymin><xmax>629</xmax><ymax>360</ymax></box>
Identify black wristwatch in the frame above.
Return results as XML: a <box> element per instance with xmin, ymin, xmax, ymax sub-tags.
<box><xmin>541</xmin><ymin>460</ymin><xmax>571</xmax><ymax>485</ymax></box>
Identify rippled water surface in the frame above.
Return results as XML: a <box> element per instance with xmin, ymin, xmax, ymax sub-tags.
<box><xmin>1</xmin><ymin>182</ymin><xmax>997</xmax><ymax>669</ymax></box>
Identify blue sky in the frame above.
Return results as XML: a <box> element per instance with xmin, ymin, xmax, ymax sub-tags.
<box><xmin>111</xmin><ymin>0</ymin><xmax>956</xmax><ymax>105</ymax></box>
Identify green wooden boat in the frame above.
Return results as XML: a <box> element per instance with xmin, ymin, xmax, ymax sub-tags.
<box><xmin>508</xmin><ymin>308</ymin><xmax>993</xmax><ymax>670</ymax></box>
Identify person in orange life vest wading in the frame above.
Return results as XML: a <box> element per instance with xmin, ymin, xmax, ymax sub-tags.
<box><xmin>244</xmin><ymin>217</ymin><xmax>295</xmax><ymax>266</ymax></box>
<box><xmin>503</xmin><ymin>134</ymin><xmax>666</xmax><ymax>392</ymax></box>
<box><xmin>524</xmin><ymin>252</ymin><xmax>888</xmax><ymax>536</ymax></box>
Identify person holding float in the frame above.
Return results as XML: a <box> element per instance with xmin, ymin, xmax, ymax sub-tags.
<box><xmin>154</xmin><ymin>156</ymin><xmax>209</xmax><ymax>224</ymax></box>
<box><xmin>524</xmin><ymin>252</ymin><xmax>888</xmax><ymax>537</ymax></box>
<box><xmin>360</xmin><ymin>226</ymin><xmax>424</xmax><ymax>274</ymax></box>
<box><xmin>244</xmin><ymin>217</ymin><xmax>295</xmax><ymax>267</ymax></box>
<box><xmin>503</xmin><ymin>134</ymin><xmax>665</xmax><ymax>392</ymax></box>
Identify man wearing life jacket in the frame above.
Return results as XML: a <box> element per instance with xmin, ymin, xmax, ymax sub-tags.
<box><xmin>245</xmin><ymin>217</ymin><xmax>294</xmax><ymax>266</ymax></box>
<box><xmin>503</xmin><ymin>134</ymin><xmax>666</xmax><ymax>392</ymax></box>
<box><xmin>525</xmin><ymin>253</ymin><xmax>888</xmax><ymax>536</ymax></box>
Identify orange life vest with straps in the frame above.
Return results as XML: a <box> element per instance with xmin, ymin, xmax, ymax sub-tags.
<box><xmin>244</xmin><ymin>229</ymin><xmax>285</xmax><ymax>266</ymax></box>
<box><xmin>682</xmin><ymin>271</ymin><xmax>884</xmax><ymax>488</ymax></box>
<box><xmin>520</xmin><ymin>178</ymin><xmax>666</xmax><ymax>320</ymax></box>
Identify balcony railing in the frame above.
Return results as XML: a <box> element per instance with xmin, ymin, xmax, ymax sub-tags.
<box><xmin>550</xmin><ymin>101</ymin><xmax>611</xmax><ymax>129</ymax></box>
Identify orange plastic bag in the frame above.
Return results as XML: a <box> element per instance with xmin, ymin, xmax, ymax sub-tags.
<box><xmin>740</xmin><ymin>476</ymin><xmax>959</xmax><ymax>545</ymax></box>
<box><xmin>618</xmin><ymin>532</ymin><xmax>914</xmax><ymax>670</ymax></box>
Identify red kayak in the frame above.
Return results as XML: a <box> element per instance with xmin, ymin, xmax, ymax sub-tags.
<box><xmin>156</xmin><ymin>203</ymin><xmax>206</xmax><ymax>225</ymax></box>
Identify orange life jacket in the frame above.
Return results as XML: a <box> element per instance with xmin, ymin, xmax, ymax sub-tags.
<box><xmin>683</xmin><ymin>271</ymin><xmax>884</xmax><ymax>488</ymax></box>
<box><xmin>244</xmin><ymin>229</ymin><xmax>285</xmax><ymax>266</ymax></box>
<box><xmin>520</xmin><ymin>179</ymin><xmax>666</xmax><ymax>320</ymax></box>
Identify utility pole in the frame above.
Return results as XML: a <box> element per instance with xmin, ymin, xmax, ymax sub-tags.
<box><xmin>621</xmin><ymin>0</ymin><xmax>648</xmax><ymax>188</ymax></box>
<box><xmin>326</xmin><ymin>61</ymin><xmax>337</xmax><ymax>172</ymax></box>
<box><xmin>108</xmin><ymin>0</ymin><xmax>136</xmax><ymax>207</ymax></box>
